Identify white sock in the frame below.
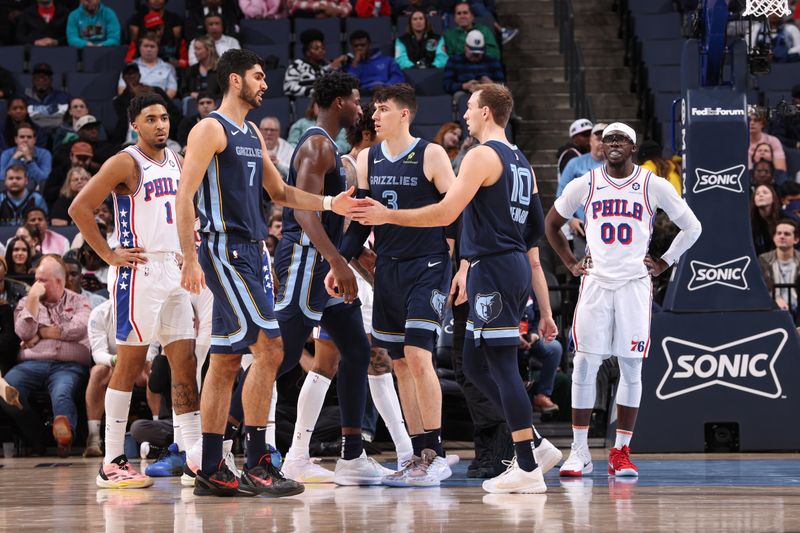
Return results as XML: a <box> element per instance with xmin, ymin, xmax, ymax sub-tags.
<box><xmin>286</xmin><ymin>372</ymin><xmax>330</xmax><ymax>460</ymax></box>
<box><xmin>104</xmin><ymin>388</ymin><xmax>132</xmax><ymax>464</ymax></box>
<box><xmin>614</xmin><ymin>429</ymin><xmax>633</xmax><ymax>449</ymax></box>
<box><xmin>572</xmin><ymin>426</ymin><xmax>589</xmax><ymax>450</ymax></box>
<box><xmin>175</xmin><ymin>411</ymin><xmax>202</xmax><ymax>452</ymax></box>
<box><xmin>368</xmin><ymin>374</ymin><xmax>413</xmax><ymax>460</ymax></box>
<box><xmin>172</xmin><ymin>409</ymin><xmax>184</xmax><ymax>451</ymax></box>
<box><xmin>152</xmin><ymin>415</ymin><xmax>159</xmax><ymax>421</ymax></box>
<box><xmin>88</xmin><ymin>420</ymin><xmax>102</xmax><ymax>445</ymax></box>
<box><xmin>266</xmin><ymin>383</ymin><xmax>277</xmax><ymax>447</ymax></box>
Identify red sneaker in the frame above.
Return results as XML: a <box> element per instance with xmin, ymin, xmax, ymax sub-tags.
<box><xmin>608</xmin><ymin>446</ymin><xmax>638</xmax><ymax>477</ymax></box>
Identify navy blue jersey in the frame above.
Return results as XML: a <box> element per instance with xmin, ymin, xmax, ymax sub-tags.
<box><xmin>368</xmin><ymin>139</ymin><xmax>447</xmax><ymax>258</ymax></box>
<box><xmin>461</xmin><ymin>140</ymin><xmax>533</xmax><ymax>258</ymax></box>
<box><xmin>282</xmin><ymin>127</ymin><xmax>346</xmax><ymax>247</ymax></box>
<box><xmin>197</xmin><ymin>112</ymin><xmax>267</xmax><ymax>241</ymax></box>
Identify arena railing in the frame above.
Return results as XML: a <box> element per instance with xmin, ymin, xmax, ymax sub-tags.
<box><xmin>554</xmin><ymin>0</ymin><xmax>593</xmax><ymax>120</ymax></box>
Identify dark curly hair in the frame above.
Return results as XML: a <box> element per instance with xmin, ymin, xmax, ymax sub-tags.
<box><xmin>127</xmin><ymin>93</ymin><xmax>169</xmax><ymax>123</ymax></box>
<box><xmin>346</xmin><ymin>102</ymin><xmax>376</xmax><ymax>147</ymax></box>
<box><xmin>313</xmin><ymin>71</ymin><xmax>360</xmax><ymax>109</ymax></box>
<box><xmin>217</xmin><ymin>49</ymin><xmax>265</xmax><ymax>94</ymax></box>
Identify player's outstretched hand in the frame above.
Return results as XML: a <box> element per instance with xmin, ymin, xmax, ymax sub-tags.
<box><xmin>644</xmin><ymin>255</ymin><xmax>668</xmax><ymax>277</ymax></box>
<box><xmin>538</xmin><ymin>316</ymin><xmax>558</xmax><ymax>342</ymax></box>
<box><xmin>449</xmin><ymin>263</ymin><xmax>468</xmax><ymax>306</ymax></box>
<box><xmin>181</xmin><ymin>257</ymin><xmax>206</xmax><ymax>294</ymax></box>
<box><xmin>109</xmin><ymin>247</ymin><xmax>148</xmax><ymax>268</ymax></box>
<box><xmin>328</xmin><ymin>259</ymin><xmax>359</xmax><ymax>303</ymax></box>
<box><xmin>568</xmin><ymin>255</ymin><xmax>592</xmax><ymax>277</ymax></box>
<box><xmin>350</xmin><ymin>197</ymin><xmax>390</xmax><ymax>226</ymax></box>
<box><xmin>331</xmin><ymin>186</ymin><xmax>358</xmax><ymax>216</ymax></box>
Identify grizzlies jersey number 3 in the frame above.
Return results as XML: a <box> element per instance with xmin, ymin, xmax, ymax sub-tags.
<box><xmin>461</xmin><ymin>140</ymin><xmax>534</xmax><ymax>258</ymax></box>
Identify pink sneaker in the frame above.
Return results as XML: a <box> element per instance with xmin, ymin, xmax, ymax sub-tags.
<box><xmin>96</xmin><ymin>455</ymin><xmax>154</xmax><ymax>489</ymax></box>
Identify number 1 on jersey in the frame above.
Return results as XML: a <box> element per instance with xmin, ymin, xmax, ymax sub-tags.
<box><xmin>165</xmin><ymin>201</ymin><xmax>173</xmax><ymax>224</ymax></box>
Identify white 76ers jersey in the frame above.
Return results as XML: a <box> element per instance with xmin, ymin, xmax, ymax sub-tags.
<box><xmin>114</xmin><ymin>145</ymin><xmax>182</xmax><ymax>253</ymax></box>
<box><xmin>554</xmin><ymin>164</ymin><xmax>688</xmax><ymax>282</ymax></box>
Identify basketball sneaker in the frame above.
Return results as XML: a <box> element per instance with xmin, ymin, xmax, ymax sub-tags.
<box><xmin>266</xmin><ymin>443</ymin><xmax>283</xmax><ymax>470</ymax></box>
<box><xmin>482</xmin><ymin>458</ymin><xmax>547</xmax><ymax>494</ymax></box>
<box><xmin>608</xmin><ymin>446</ymin><xmax>638</xmax><ymax>477</ymax></box>
<box><xmin>382</xmin><ymin>456</ymin><xmax>418</xmax><ymax>487</ymax></box>
<box><xmin>83</xmin><ymin>442</ymin><xmax>103</xmax><ymax>458</ymax></box>
<box><xmin>283</xmin><ymin>455</ymin><xmax>335</xmax><ymax>483</ymax></box>
<box><xmin>333</xmin><ymin>451</ymin><xmax>385</xmax><ymax>486</ymax></box>
<box><xmin>96</xmin><ymin>455</ymin><xmax>154</xmax><ymax>489</ymax></box>
<box><xmin>145</xmin><ymin>443</ymin><xmax>185</xmax><ymax>477</ymax></box>
<box><xmin>194</xmin><ymin>460</ymin><xmax>255</xmax><ymax>497</ymax></box>
<box><xmin>52</xmin><ymin>415</ymin><xmax>73</xmax><ymax>458</ymax></box>
<box><xmin>181</xmin><ymin>439</ymin><xmax>237</xmax><ymax>486</ymax></box>
<box><xmin>534</xmin><ymin>438</ymin><xmax>563</xmax><ymax>474</ymax></box>
<box><xmin>559</xmin><ymin>443</ymin><xmax>593</xmax><ymax>477</ymax></box>
<box><xmin>240</xmin><ymin>453</ymin><xmax>305</xmax><ymax>497</ymax></box>
<box><xmin>405</xmin><ymin>449</ymin><xmax>452</xmax><ymax>487</ymax></box>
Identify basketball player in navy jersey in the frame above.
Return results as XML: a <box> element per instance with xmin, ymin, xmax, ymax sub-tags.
<box><xmin>351</xmin><ymin>83</ymin><xmax>556</xmax><ymax>494</ymax></box>
<box><xmin>175</xmin><ymin>49</ymin><xmax>360</xmax><ymax>497</ymax></box>
<box><xmin>70</xmin><ymin>93</ymin><xmax>201</xmax><ymax>489</ymax></box>
<box><xmin>332</xmin><ymin>84</ymin><xmax>456</xmax><ymax>486</ymax></box>
<box><xmin>272</xmin><ymin>72</ymin><xmax>385</xmax><ymax>486</ymax></box>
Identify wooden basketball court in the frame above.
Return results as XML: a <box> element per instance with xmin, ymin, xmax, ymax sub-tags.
<box><xmin>2</xmin><ymin>450</ymin><xmax>798</xmax><ymax>531</ymax></box>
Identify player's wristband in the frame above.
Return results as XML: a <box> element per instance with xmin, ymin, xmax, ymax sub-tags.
<box><xmin>322</xmin><ymin>195</ymin><xmax>334</xmax><ymax>211</ymax></box>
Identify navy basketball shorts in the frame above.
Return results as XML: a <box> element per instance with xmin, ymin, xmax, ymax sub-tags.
<box><xmin>465</xmin><ymin>251</ymin><xmax>531</xmax><ymax>347</ymax></box>
<box><xmin>199</xmin><ymin>233</ymin><xmax>280</xmax><ymax>355</ymax></box>
<box><xmin>273</xmin><ymin>239</ymin><xmax>354</xmax><ymax>326</ymax></box>
<box><xmin>372</xmin><ymin>252</ymin><xmax>451</xmax><ymax>359</ymax></box>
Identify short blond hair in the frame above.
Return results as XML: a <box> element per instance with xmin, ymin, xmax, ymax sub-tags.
<box><xmin>473</xmin><ymin>83</ymin><xmax>514</xmax><ymax>127</ymax></box>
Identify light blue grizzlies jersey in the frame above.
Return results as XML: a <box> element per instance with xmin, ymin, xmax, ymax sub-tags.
<box><xmin>368</xmin><ymin>138</ymin><xmax>447</xmax><ymax>259</ymax></box>
<box><xmin>197</xmin><ymin>111</ymin><xmax>268</xmax><ymax>241</ymax></box>
<box><xmin>281</xmin><ymin>127</ymin><xmax>346</xmax><ymax>247</ymax></box>
<box><xmin>461</xmin><ymin>140</ymin><xmax>533</xmax><ymax>258</ymax></box>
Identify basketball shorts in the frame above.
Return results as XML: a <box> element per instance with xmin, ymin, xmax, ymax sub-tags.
<box><xmin>571</xmin><ymin>275</ymin><xmax>652</xmax><ymax>358</ymax></box>
<box><xmin>273</xmin><ymin>239</ymin><xmax>357</xmax><ymax>327</ymax></box>
<box><xmin>465</xmin><ymin>251</ymin><xmax>530</xmax><ymax>347</ymax></box>
<box><xmin>372</xmin><ymin>253</ymin><xmax>451</xmax><ymax>358</ymax></box>
<box><xmin>199</xmin><ymin>233</ymin><xmax>280</xmax><ymax>355</ymax></box>
<box><xmin>315</xmin><ymin>267</ymin><xmax>373</xmax><ymax>341</ymax></box>
<box><xmin>110</xmin><ymin>252</ymin><xmax>194</xmax><ymax>347</ymax></box>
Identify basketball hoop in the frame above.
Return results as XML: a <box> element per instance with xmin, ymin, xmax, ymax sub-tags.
<box><xmin>742</xmin><ymin>0</ymin><xmax>791</xmax><ymax>18</ymax></box>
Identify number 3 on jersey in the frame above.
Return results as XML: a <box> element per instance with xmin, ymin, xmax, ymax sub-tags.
<box><xmin>382</xmin><ymin>190</ymin><xmax>398</xmax><ymax>210</ymax></box>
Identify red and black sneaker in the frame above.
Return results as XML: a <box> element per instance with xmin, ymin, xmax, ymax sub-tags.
<box><xmin>194</xmin><ymin>461</ymin><xmax>256</xmax><ymax>497</ymax></box>
<box><xmin>240</xmin><ymin>454</ymin><xmax>305</xmax><ymax>497</ymax></box>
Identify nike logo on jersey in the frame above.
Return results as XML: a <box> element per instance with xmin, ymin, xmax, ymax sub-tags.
<box><xmin>428</xmin><ymin>261</ymin><xmax>442</xmax><ymax>268</ymax></box>
<box><xmin>596</xmin><ymin>185</ymin><xmax>609</xmax><ymax>190</ymax></box>
<box><xmin>143</xmin><ymin>165</ymin><xmax>152</xmax><ymax>171</ymax></box>
<box><xmin>373</xmin><ymin>158</ymin><xmax>385</xmax><ymax>164</ymax></box>
<box><xmin>231</xmin><ymin>130</ymin><xmax>240</xmax><ymax>136</ymax></box>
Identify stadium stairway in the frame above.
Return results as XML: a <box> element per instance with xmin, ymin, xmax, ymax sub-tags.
<box><xmin>500</xmin><ymin>0</ymin><xmax>641</xmax><ymax>209</ymax></box>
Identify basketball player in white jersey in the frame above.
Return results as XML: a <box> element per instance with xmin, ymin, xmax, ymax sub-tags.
<box><xmin>70</xmin><ymin>93</ymin><xmax>201</xmax><ymax>489</ymax></box>
<box><xmin>544</xmin><ymin>122</ymin><xmax>702</xmax><ymax>477</ymax></box>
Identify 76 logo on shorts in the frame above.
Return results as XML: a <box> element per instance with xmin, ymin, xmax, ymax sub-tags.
<box><xmin>630</xmin><ymin>337</ymin><xmax>646</xmax><ymax>353</ymax></box>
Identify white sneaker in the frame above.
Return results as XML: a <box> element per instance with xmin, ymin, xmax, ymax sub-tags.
<box><xmin>405</xmin><ymin>450</ymin><xmax>452</xmax><ymax>487</ymax></box>
<box><xmin>559</xmin><ymin>443</ymin><xmax>593</xmax><ymax>477</ymax></box>
<box><xmin>534</xmin><ymin>438</ymin><xmax>563</xmax><ymax>474</ymax></box>
<box><xmin>334</xmin><ymin>451</ymin><xmax>384</xmax><ymax>486</ymax></box>
<box><xmin>397</xmin><ymin>451</ymin><xmax>413</xmax><ymax>472</ymax></box>
<box><xmin>445</xmin><ymin>453</ymin><xmax>460</xmax><ymax>467</ymax></box>
<box><xmin>482</xmin><ymin>458</ymin><xmax>547</xmax><ymax>494</ymax></box>
<box><xmin>282</xmin><ymin>455</ymin><xmax>335</xmax><ymax>483</ymax></box>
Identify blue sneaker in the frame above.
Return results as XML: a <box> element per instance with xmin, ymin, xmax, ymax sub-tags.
<box><xmin>144</xmin><ymin>443</ymin><xmax>185</xmax><ymax>477</ymax></box>
<box><xmin>267</xmin><ymin>444</ymin><xmax>283</xmax><ymax>470</ymax></box>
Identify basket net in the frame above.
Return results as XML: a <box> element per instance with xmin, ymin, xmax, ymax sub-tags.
<box><xmin>742</xmin><ymin>0</ymin><xmax>791</xmax><ymax>17</ymax></box>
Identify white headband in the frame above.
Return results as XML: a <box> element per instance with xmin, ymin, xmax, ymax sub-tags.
<box><xmin>602</xmin><ymin>122</ymin><xmax>637</xmax><ymax>144</ymax></box>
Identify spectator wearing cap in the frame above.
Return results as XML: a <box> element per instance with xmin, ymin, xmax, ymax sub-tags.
<box><xmin>66</xmin><ymin>0</ymin><xmax>121</xmax><ymax>48</ymax></box>
<box><xmin>395</xmin><ymin>8</ymin><xmax>448</xmax><ymax>69</ymax></box>
<box><xmin>24</xmin><ymin>63</ymin><xmax>70</xmax><ymax>132</ymax></box>
<box><xmin>185</xmin><ymin>0</ymin><xmax>241</xmax><ymax>42</ymax></box>
<box><xmin>0</xmin><ymin>165</ymin><xmax>48</xmax><ymax>227</ymax></box>
<box><xmin>112</xmin><ymin>63</ymin><xmax>180</xmax><ymax>144</ymax></box>
<box><xmin>26</xmin><ymin>207</ymin><xmax>69</xmax><ymax>256</ymax></box>
<box><xmin>128</xmin><ymin>0</ymin><xmax>184</xmax><ymax>47</ymax></box>
<box><xmin>749</xmin><ymin>107</ymin><xmax>787</xmax><ymax>172</ymax></box>
<box><xmin>443</xmin><ymin>2</ymin><xmax>500</xmax><ymax>60</ymax></box>
<box><xmin>177</xmin><ymin>92</ymin><xmax>217</xmax><ymax>148</ymax></box>
<box><xmin>125</xmin><ymin>10</ymin><xmax>188</xmax><ymax>68</ymax></box>
<box><xmin>45</xmin><ymin>141</ymin><xmax>94</xmax><ymax>207</ymax></box>
<box><xmin>354</xmin><ymin>0</ymin><xmax>391</xmax><ymax>17</ymax></box>
<box><xmin>0</xmin><ymin>123</ymin><xmax>52</xmax><ymax>188</ymax></box>
<box><xmin>442</xmin><ymin>29</ymin><xmax>504</xmax><ymax>94</ymax></box>
<box><xmin>180</xmin><ymin>35</ymin><xmax>221</xmax><ymax>101</ymax></box>
<box><xmin>283</xmin><ymin>29</ymin><xmax>346</xmax><ymax>97</ymax></box>
<box><xmin>15</xmin><ymin>0</ymin><xmax>70</xmax><ymax>47</ymax></box>
<box><xmin>638</xmin><ymin>140</ymin><xmax>682</xmax><ymax>195</ymax></box>
<box><xmin>239</xmin><ymin>0</ymin><xmax>288</xmax><ymax>19</ymax></box>
<box><xmin>119</xmin><ymin>32</ymin><xmax>178</xmax><ymax>99</ymax></box>
<box><xmin>287</xmin><ymin>0</ymin><xmax>352</xmax><ymax>18</ymax></box>
<box><xmin>557</xmin><ymin>118</ymin><xmax>592</xmax><ymax>179</ymax></box>
<box><xmin>556</xmin><ymin>122</ymin><xmax>608</xmax><ymax>258</ymax></box>
<box><xmin>188</xmin><ymin>13</ymin><xmax>241</xmax><ymax>66</ymax></box>
<box><xmin>345</xmin><ymin>30</ymin><xmax>405</xmax><ymax>94</ymax></box>
<box><xmin>768</xmin><ymin>84</ymin><xmax>800</xmax><ymax>150</ymax></box>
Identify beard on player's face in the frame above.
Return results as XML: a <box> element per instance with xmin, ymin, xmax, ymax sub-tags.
<box><xmin>239</xmin><ymin>83</ymin><xmax>261</xmax><ymax>109</ymax></box>
<box><xmin>154</xmin><ymin>142</ymin><xmax>167</xmax><ymax>149</ymax></box>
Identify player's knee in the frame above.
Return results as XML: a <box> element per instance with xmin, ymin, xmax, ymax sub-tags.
<box><xmin>572</xmin><ymin>351</ymin><xmax>603</xmax><ymax>386</ymax></box>
<box><xmin>403</xmin><ymin>345</ymin><xmax>434</xmax><ymax>376</ymax></box>
<box><xmin>368</xmin><ymin>347</ymin><xmax>392</xmax><ymax>376</ymax></box>
<box><xmin>210</xmin><ymin>355</ymin><xmax>241</xmax><ymax>380</ymax></box>
<box><xmin>90</xmin><ymin>364</ymin><xmax>112</xmax><ymax>383</ymax></box>
<box><xmin>392</xmin><ymin>357</ymin><xmax>410</xmax><ymax>379</ymax></box>
<box><xmin>618</xmin><ymin>357</ymin><xmax>643</xmax><ymax>384</ymax></box>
